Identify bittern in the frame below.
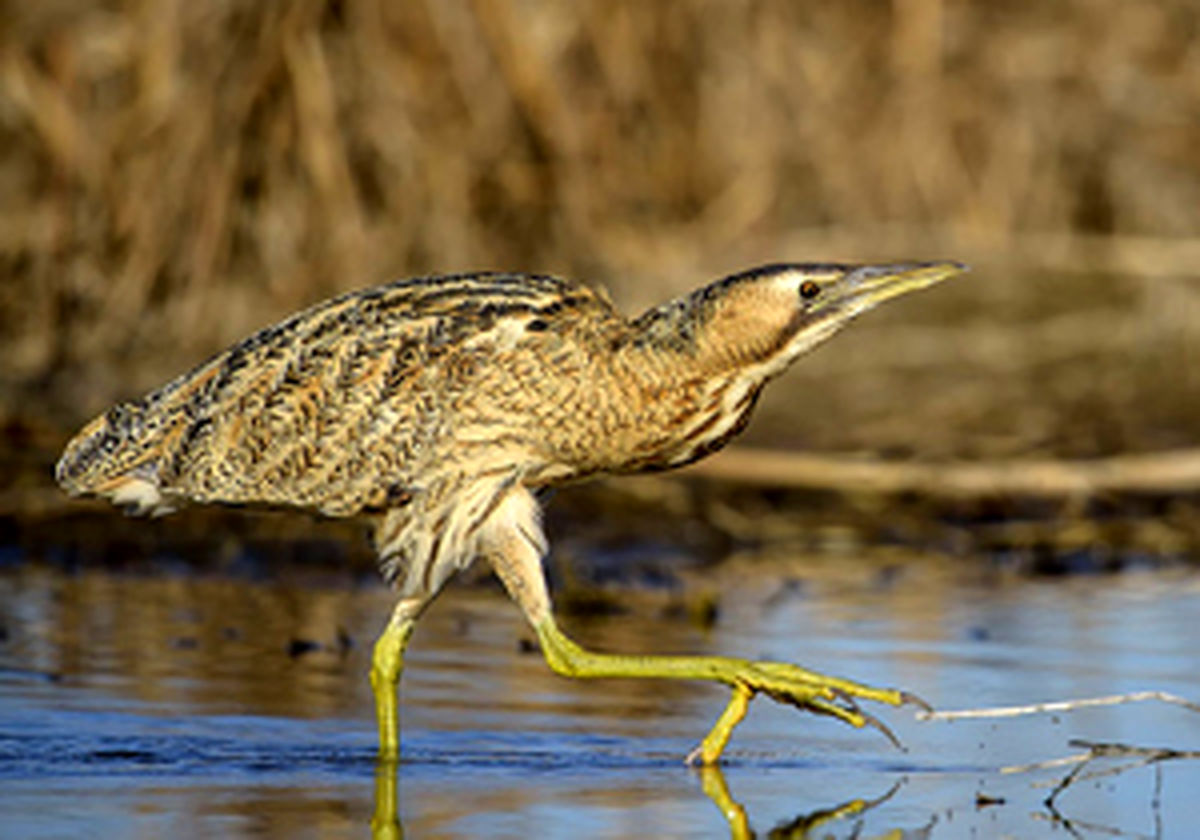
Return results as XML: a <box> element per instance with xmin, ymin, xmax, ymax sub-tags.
<box><xmin>56</xmin><ymin>260</ymin><xmax>963</xmax><ymax>764</ymax></box>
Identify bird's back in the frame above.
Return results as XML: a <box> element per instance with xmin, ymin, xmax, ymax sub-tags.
<box><xmin>56</xmin><ymin>272</ymin><xmax>622</xmax><ymax>517</ymax></box>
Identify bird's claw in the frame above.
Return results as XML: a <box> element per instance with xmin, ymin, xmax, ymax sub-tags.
<box><xmin>900</xmin><ymin>689</ymin><xmax>934</xmax><ymax>713</ymax></box>
<box><xmin>734</xmin><ymin>661</ymin><xmax>920</xmax><ymax>751</ymax></box>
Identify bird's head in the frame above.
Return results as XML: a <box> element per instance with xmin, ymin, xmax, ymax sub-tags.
<box><xmin>661</xmin><ymin>261</ymin><xmax>967</xmax><ymax>377</ymax></box>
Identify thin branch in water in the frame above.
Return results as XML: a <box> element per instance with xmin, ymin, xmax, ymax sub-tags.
<box><xmin>1033</xmin><ymin>755</ymin><xmax>1160</xmax><ymax>790</ymax></box>
<box><xmin>917</xmin><ymin>690</ymin><xmax>1200</xmax><ymax>722</ymax></box>
<box><xmin>1013</xmin><ymin>739</ymin><xmax>1200</xmax><ymax>809</ymax></box>
<box><xmin>1033</xmin><ymin>808</ymin><xmax>1156</xmax><ymax>840</ymax></box>
<box><xmin>1001</xmin><ymin>751</ymin><xmax>1093</xmax><ymax>775</ymax></box>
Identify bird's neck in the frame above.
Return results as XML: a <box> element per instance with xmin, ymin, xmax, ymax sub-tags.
<box><xmin>623</xmin><ymin>291</ymin><xmax>786</xmax><ymax>382</ymax></box>
<box><xmin>594</xmin><ymin>312</ymin><xmax>774</xmax><ymax>473</ymax></box>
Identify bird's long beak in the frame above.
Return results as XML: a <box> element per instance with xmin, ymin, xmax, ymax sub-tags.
<box><xmin>832</xmin><ymin>261</ymin><xmax>968</xmax><ymax>309</ymax></box>
<box><xmin>776</xmin><ymin>260</ymin><xmax>966</xmax><ymax>371</ymax></box>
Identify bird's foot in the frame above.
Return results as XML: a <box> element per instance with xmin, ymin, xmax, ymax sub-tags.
<box><xmin>686</xmin><ymin>662</ymin><xmax>930</xmax><ymax>765</ymax></box>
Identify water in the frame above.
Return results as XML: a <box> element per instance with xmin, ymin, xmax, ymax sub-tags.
<box><xmin>1</xmin><ymin>553</ymin><xmax>1198</xmax><ymax>838</ymax></box>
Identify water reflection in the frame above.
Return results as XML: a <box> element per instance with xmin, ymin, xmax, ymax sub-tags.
<box><xmin>370</xmin><ymin>759</ymin><xmax>905</xmax><ymax>840</ymax></box>
<box><xmin>696</xmin><ymin>765</ymin><xmax>905</xmax><ymax>839</ymax></box>
<box><xmin>372</xmin><ymin>762</ymin><xmax>402</xmax><ymax>840</ymax></box>
<box><xmin>1</xmin><ymin>555</ymin><xmax>1198</xmax><ymax>838</ymax></box>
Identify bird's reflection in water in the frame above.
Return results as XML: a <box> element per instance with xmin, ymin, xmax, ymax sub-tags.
<box><xmin>372</xmin><ymin>760</ymin><xmax>403</xmax><ymax>840</ymax></box>
<box><xmin>369</xmin><ymin>758</ymin><xmax>902</xmax><ymax>840</ymax></box>
<box><xmin>699</xmin><ymin>766</ymin><xmax>903</xmax><ymax>839</ymax></box>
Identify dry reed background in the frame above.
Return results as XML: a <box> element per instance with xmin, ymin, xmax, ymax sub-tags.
<box><xmin>2</xmin><ymin>0</ymin><xmax>1199</xmax><ymax>463</ymax></box>
<box><xmin>3</xmin><ymin>14</ymin><xmax>1200</xmax><ymax>832</ymax></box>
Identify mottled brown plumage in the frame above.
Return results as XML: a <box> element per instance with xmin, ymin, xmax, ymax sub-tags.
<box><xmin>57</xmin><ymin>261</ymin><xmax>964</xmax><ymax>763</ymax></box>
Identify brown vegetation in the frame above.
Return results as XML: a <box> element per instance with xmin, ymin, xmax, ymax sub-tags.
<box><xmin>2</xmin><ymin>0</ymin><xmax>1199</xmax><ymax>461</ymax></box>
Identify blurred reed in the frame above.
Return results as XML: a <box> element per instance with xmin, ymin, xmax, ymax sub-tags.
<box><xmin>1</xmin><ymin>0</ymin><xmax>1198</xmax><ymax>457</ymax></box>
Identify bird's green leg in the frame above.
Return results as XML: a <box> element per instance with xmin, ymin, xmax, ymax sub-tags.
<box><xmin>534</xmin><ymin>617</ymin><xmax>921</xmax><ymax>763</ymax></box>
<box><xmin>687</xmin><ymin>683</ymin><xmax>752</xmax><ymax>766</ymax></box>
<box><xmin>484</xmin><ymin>486</ymin><xmax>928</xmax><ymax>765</ymax></box>
<box><xmin>370</xmin><ymin>597</ymin><xmax>424</xmax><ymax>761</ymax></box>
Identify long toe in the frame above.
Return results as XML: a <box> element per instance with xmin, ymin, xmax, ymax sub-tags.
<box><xmin>733</xmin><ymin>661</ymin><xmax>914</xmax><ymax>749</ymax></box>
<box><xmin>744</xmin><ymin>661</ymin><xmax>909</xmax><ymax>708</ymax></box>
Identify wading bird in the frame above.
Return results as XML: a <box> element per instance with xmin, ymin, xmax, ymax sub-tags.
<box><xmin>56</xmin><ymin>260</ymin><xmax>963</xmax><ymax>763</ymax></box>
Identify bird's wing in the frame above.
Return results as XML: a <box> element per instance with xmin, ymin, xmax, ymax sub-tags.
<box><xmin>55</xmin><ymin>272</ymin><xmax>619</xmax><ymax>516</ymax></box>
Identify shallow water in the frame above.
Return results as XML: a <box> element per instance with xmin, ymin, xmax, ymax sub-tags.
<box><xmin>1</xmin><ymin>551</ymin><xmax>1198</xmax><ymax>839</ymax></box>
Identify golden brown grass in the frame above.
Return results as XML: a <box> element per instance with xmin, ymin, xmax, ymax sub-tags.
<box><xmin>2</xmin><ymin>0</ymin><xmax>1199</xmax><ymax>458</ymax></box>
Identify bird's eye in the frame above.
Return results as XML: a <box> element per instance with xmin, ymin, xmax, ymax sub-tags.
<box><xmin>799</xmin><ymin>280</ymin><xmax>820</xmax><ymax>300</ymax></box>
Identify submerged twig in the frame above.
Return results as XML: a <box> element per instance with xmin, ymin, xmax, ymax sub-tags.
<box><xmin>1001</xmin><ymin>751</ymin><xmax>1094</xmax><ymax>775</ymax></box>
<box><xmin>1032</xmin><ymin>740</ymin><xmax>1200</xmax><ymax>809</ymax></box>
<box><xmin>1032</xmin><ymin>808</ymin><xmax>1157</xmax><ymax>840</ymax></box>
<box><xmin>919</xmin><ymin>690</ymin><xmax>1200</xmax><ymax>810</ymax></box>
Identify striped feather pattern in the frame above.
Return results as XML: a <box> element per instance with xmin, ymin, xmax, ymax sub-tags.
<box><xmin>55</xmin><ymin>263</ymin><xmax>908</xmax><ymax>591</ymax></box>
